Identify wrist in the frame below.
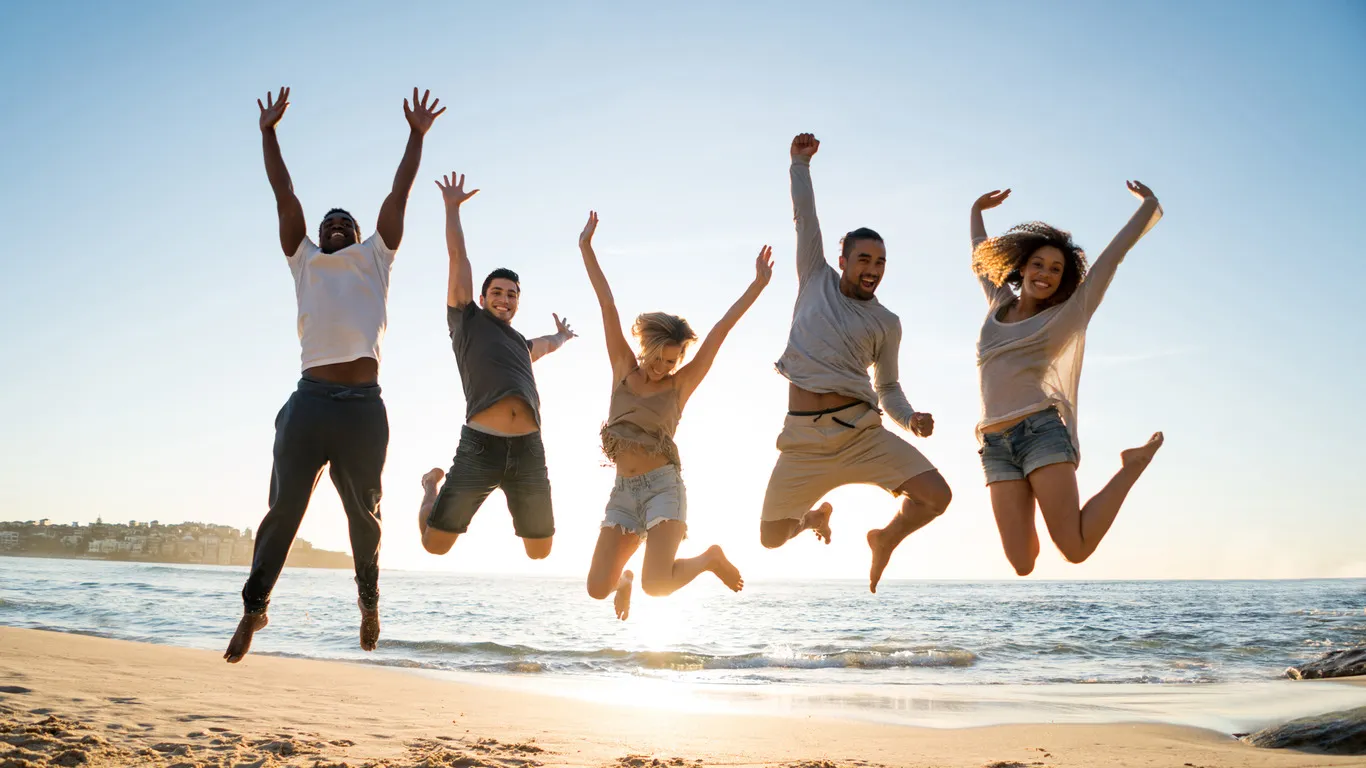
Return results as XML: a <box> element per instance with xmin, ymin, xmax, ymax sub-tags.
<box><xmin>790</xmin><ymin>154</ymin><xmax>811</xmax><ymax>166</ymax></box>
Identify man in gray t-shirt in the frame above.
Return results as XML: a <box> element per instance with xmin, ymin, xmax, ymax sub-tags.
<box><xmin>759</xmin><ymin>134</ymin><xmax>953</xmax><ymax>594</ymax></box>
<box><xmin>415</xmin><ymin>172</ymin><xmax>575</xmax><ymax>560</ymax></box>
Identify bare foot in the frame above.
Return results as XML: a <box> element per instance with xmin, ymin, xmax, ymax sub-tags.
<box><xmin>704</xmin><ymin>545</ymin><xmax>744</xmax><ymax>592</ymax></box>
<box><xmin>1121</xmin><ymin>431</ymin><xmax>1164</xmax><ymax>471</ymax></box>
<box><xmin>867</xmin><ymin>528</ymin><xmax>896</xmax><ymax>594</ymax></box>
<box><xmin>800</xmin><ymin>502</ymin><xmax>833</xmax><ymax>544</ymax></box>
<box><xmin>223</xmin><ymin>611</ymin><xmax>268</xmax><ymax>663</ymax></box>
<box><xmin>418</xmin><ymin>468</ymin><xmax>444</xmax><ymax>532</ymax></box>
<box><xmin>613</xmin><ymin>570</ymin><xmax>634</xmax><ymax>621</ymax></box>
<box><xmin>359</xmin><ymin>599</ymin><xmax>380</xmax><ymax>651</ymax></box>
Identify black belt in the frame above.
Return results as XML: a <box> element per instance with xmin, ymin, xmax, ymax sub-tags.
<box><xmin>788</xmin><ymin>400</ymin><xmax>872</xmax><ymax>428</ymax></box>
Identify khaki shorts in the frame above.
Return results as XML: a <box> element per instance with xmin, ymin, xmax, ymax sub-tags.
<box><xmin>761</xmin><ymin>403</ymin><xmax>937</xmax><ymax>522</ymax></box>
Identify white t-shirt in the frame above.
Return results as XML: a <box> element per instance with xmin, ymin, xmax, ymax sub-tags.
<box><xmin>287</xmin><ymin>232</ymin><xmax>396</xmax><ymax>372</ymax></box>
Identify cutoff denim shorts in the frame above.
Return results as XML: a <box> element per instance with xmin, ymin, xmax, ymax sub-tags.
<box><xmin>601</xmin><ymin>465</ymin><xmax>687</xmax><ymax>538</ymax></box>
<box><xmin>979</xmin><ymin>407</ymin><xmax>1078</xmax><ymax>485</ymax></box>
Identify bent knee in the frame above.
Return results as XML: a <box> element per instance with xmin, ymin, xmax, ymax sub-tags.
<box><xmin>586</xmin><ymin>580</ymin><xmax>615</xmax><ymax>601</ymax></box>
<box><xmin>640</xmin><ymin>577</ymin><xmax>675</xmax><ymax>598</ymax></box>
<box><xmin>1061</xmin><ymin>547</ymin><xmax>1089</xmax><ymax>565</ymax></box>
<box><xmin>759</xmin><ymin>531</ymin><xmax>788</xmax><ymax>549</ymax></box>
<box><xmin>421</xmin><ymin>533</ymin><xmax>455</xmax><ymax>555</ymax></box>
<box><xmin>927</xmin><ymin>481</ymin><xmax>953</xmax><ymax>514</ymax></box>
<box><xmin>759</xmin><ymin>521</ymin><xmax>794</xmax><ymax>549</ymax></box>
<box><xmin>1012</xmin><ymin>559</ymin><xmax>1036</xmax><ymax>577</ymax></box>
<box><xmin>523</xmin><ymin>539</ymin><xmax>553</xmax><ymax>560</ymax></box>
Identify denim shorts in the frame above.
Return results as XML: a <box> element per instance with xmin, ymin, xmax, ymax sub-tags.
<box><xmin>601</xmin><ymin>465</ymin><xmax>687</xmax><ymax>539</ymax></box>
<box><xmin>979</xmin><ymin>407</ymin><xmax>1078</xmax><ymax>485</ymax></box>
<box><xmin>427</xmin><ymin>426</ymin><xmax>555</xmax><ymax>539</ymax></box>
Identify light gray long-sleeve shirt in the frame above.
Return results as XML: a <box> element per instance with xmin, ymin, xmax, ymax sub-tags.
<box><xmin>773</xmin><ymin>157</ymin><xmax>917</xmax><ymax>430</ymax></box>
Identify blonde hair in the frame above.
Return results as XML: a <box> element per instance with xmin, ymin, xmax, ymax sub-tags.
<box><xmin>632</xmin><ymin>312</ymin><xmax>697</xmax><ymax>370</ymax></box>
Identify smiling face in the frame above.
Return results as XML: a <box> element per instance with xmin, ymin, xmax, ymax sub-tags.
<box><xmin>1019</xmin><ymin>245</ymin><xmax>1066</xmax><ymax>303</ymax></box>
<box><xmin>640</xmin><ymin>343</ymin><xmax>683</xmax><ymax>382</ymax></box>
<box><xmin>318</xmin><ymin>211</ymin><xmax>359</xmax><ymax>254</ymax></box>
<box><xmin>480</xmin><ymin>278</ymin><xmax>520</xmax><ymax>323</ymax></box>
<box><xmin>839</xmin><ymin>238</ymin><xmax>887</xmax><ymax>300</ymax></box>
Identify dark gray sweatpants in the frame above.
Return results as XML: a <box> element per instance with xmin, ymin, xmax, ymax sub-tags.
<box><xmin>241</xmin><ymin>376</ymin><xmax>388</xmax><ymax>613</ymax></box>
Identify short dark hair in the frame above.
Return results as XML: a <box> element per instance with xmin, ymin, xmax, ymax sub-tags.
<box><xmin>482</xmin><ymin>268</ymin><xmax>521</xmax><ymax>297</ymax></box>
<box><xmin>319</xmin><ymin>208</ymin><xmax>359</xmax><ymax>238</ymax></box>
<box><xmin>839</xmin><ymin>227</ymin><xmax>884</xmax><ymax>260</ymax></box>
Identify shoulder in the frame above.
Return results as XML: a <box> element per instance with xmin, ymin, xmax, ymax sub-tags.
<box><xmin>361</xmin><ymin>232</ymin><xmax>396</xmax><ymax>259</ymax></box>
<box><xmin>289</xmin><ymin>236</ymin><xmax>319</xmax><ymax>260</ymax></box>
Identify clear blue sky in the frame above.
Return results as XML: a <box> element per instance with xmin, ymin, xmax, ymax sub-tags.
<box><xmin>1</xmin><ymin>1</ymin><xmax>1362</xmax><ymax>581</ymax></box>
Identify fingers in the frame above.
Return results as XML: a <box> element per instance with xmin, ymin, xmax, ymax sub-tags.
<box><xmin>432</xmin><ymin>105</ymin><xmax>447</xmax><ymax>118</ymax></box>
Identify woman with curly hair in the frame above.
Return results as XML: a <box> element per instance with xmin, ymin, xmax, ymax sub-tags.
<box><xmin>970</xmin><ymin>183</ymin><xmax>1165</xmax><ymax>576</ymax></box>
<box><xmin>578</xmin><ymin>211</ymin><xmax>772</xmax><ymax>620</ymax></box>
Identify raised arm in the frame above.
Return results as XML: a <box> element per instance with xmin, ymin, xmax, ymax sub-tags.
<box><xmin>436</xmin><ymin>172</ymin><xmax>479</xmax><ymax>308</ymax></box>
<box><xmin>578</xmin><ymin>212</ymin><xmax>637</xmax><ymax>380</ymax></box>
<box><xmin>1079</xmin><ymin>180</ymin><xmax>1163</xmax><ymax>318</ymax></box>
<box><xmin>529</xmin><ymin>314</ymin><xmax>577</xmax><ymax>362</ymax></box>
<box><xmin>375</xmin><ymin>88</ymin><xmax>445</xmax><ymax>251</ymax></box>
<box><xmin>971</xmin><ymin>189</ymin><xmax>1013</xmax><ymax>303</ymax></box>
<box><xmin>675</xmin><ymin>246</ymin><xmax>774</xmax><ymax>407</ymax></box>
<box><xmin>790</xmin><ymin>133</ymin><xmax>829</xmax><ymax>284</ymax></box>
<box><xmin>258</xmin><ymin>88</ymin><xmax>306</xmax><ymax>256</ymax></box>
<box><xmin>873</xmin><ymin>320</ymin><xmax>935</xmax><ymax>438</ymax></box>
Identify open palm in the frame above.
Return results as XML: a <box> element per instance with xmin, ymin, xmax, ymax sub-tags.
<box><xmin>404</xmin><ymin>88</ymin><xmax>446</xmax><ymax>134</ymax></box>
<box><xmin>436</xmin><ymin>172</ymin><xmax>479</xmax><ymax>206</ymax></box>
<box><xmin>973</xmin><ymin>189</ymin><xmax>1011</xmax><ymax>211</ymax></box>
<box><xmin>258</xmin><ymin>87</ymin><xmax>289</xmax><ymax>131</ymax></box>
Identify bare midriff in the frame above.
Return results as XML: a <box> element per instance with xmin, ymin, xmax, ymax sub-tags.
<box><xmin>788</xmin><ymin>383</ymin><xmax>862</xmax><ymax>413</ymax></box>
<box><xmin>980</xmin><ymin>408</ymin><xmax>1050</xmax><ymax>435</ymax></box>
<box><xmin>305</xmin><ymin>357</ymin><xmax>379</xmax><ymax>387</ymax></box>
<box><xmin>612</xmin><ymin>445</ymin><xmax>672</xmax><ymax>478</ymax></box>
<box><xmin>470</xmin><ymin>395</ymin><xmax>539</xmax><ymax>435</ymax></box>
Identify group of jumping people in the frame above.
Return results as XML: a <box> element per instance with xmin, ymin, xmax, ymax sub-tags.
<box><xmin>224</xmin><ymin>88</ymin><xmax>1165</xmax><ymax>662</ymax></box>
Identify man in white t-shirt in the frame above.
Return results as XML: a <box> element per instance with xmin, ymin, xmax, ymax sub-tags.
<box><xmin>225</xmin><ymin>87</ymin><xmax>445</xmax><ymax>663</ymax></box>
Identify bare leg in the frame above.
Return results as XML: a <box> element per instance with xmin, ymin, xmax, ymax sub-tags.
<box><xmin>418</xmin><ymin>468</ymin><xmax>459</xmax><ymax>555</ymax></box>
<box><xmin>1033</xmin><ymin>432</ymin><xmax>1164</xmax><ymax>563</ymax></box>
<box><xmin>868</xmin><ymin>470</ymin><xmax>951</xmax><ymax>593</ymax></box>
<box><xmin>358</xmin><ymin>599</ymin><xmax>379</xmax><ymax>651</ymax></box>
<box><xmin>989</xmin><ymin>480</ymin><xmax>1040</xmax><ymax>576</ymax></box>
<box><xmin>641</xmin><ymin>521</ymin><xmax>744</xmax><ymax>597</ymax></box>
<box><xmin>759</xmin><ymin>502</ymin><xmax>832</xmax><ymax>549</ymax></box>
<box><xmin>587</xmin><ymin>527</ymin><xmax>641</xmax><ymax>620</ymax></box>
<box><xmin>522</xmin><ymin>537</ymin><xmax>553</xmax><ymax>560</ymax></box>
<box><xmin>223</xmin><ymin>610</ymin><xmax>269</xmax><ymax>664</ymax></box>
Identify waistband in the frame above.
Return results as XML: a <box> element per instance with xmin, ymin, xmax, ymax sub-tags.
<box><xmin>993</xmin><ymin>406</ymin><xmax>1062</xmax><ymax>438</ymax></box>
<box><xmin>459</xmin><ymin>424</ymin><xmax>542</xmax><ymax>445</ymax></box>
<box><xmin>297</xmin><ymin>376</ymin><xmax>383</xmax><ymax>401</ymax></box>
<box><xmin>467</xmin><ymin>420</ymin><xmax>538</xmax><ymax>438</ymax></box>
<box><xmin>614</xmin><ymin>464</ymin><xmax>681</xmax><ymax>489</ymax></box>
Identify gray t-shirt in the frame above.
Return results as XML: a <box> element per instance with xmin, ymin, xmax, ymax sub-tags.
<box><xmin>773</xmin><ymin>158</ymin><xmax>917</xmax><ymax>430</ymax></box>
<box><xmin>448</xmin><ymin>303</ymin><xmax>541</xmax><ymax>426</ymax></box>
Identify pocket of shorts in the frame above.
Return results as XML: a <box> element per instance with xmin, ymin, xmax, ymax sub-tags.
<box><xmin>457</xmin><ymin>434</ymin><xmax>486</xmax><ymax>456</ymax></box>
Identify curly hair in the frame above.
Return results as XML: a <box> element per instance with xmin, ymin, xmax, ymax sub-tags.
<box><xmin>632</xmin><ymin>312</ymin><xmax>698</xmax><ymax>369</ymax></box>
<box><xmin>972</xmin><ymin>222</ymin><xmax>1088</xmax><ymax>306</ymax></box>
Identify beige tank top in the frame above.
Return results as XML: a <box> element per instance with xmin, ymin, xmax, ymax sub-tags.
<box><xmin>599</xmin><ymin>375</ymin><xmax>683</xmax><ymax>467</ymax></box>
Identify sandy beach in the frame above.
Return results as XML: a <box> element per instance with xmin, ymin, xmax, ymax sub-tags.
<box><xmin>1</xmin><ymin>627</ymin><xmax>1360</xmax><ymax>768</ymax></box>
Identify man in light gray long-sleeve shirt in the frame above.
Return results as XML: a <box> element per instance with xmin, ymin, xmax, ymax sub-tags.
<box><xmin>759</xmin><ymin>133</ymin><xmax>952</xmax><ymax>594</ymax></box>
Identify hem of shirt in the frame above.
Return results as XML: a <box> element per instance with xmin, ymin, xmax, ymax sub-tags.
<box><xmin>300</xmin><ymin>351</ymin><xmax>382</xmax><ymax>371</ymax></box>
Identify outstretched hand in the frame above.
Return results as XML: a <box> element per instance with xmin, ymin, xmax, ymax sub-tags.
<box><xmin>910</xmin><ymin>412</ymin><xmax>935</xmax><ymax>438</ymax></box>
<box><xmin>790</xmin><ymin>133</ymin><xmax>820</xmax><ymax>160</ymax></box>
<box><xmin>1126</xmin><ymin>180</ymin><xmax>1157</xmax><ymax>201</ymax></box>
<box><xmin>753</xmin><ymin>245</ymin><xmax>775</xmax><ymax>288</ymax></box>
<box><xmin>553</xmin><ymin>313</ymin><xmax>577</xmax><ymax>340</ymax></box>
<box><xmin>435</xmin><ymin>172</ymin><xmax>479</xmax><ymax>207</ymax></box>
<box><xmin>258</xmin><ymin>87</ymin><xmax>290</xmax><ymax>131</ymax></box>
<box><xmin>404</xmin><ymin>88</ymin><xmax>446</xmax><ymax>135</ymax></box>
<box><xmin>972</xmin><ymin>189</ymin><xmax>1011</xmax><ymax>211</ymax></box>
<box><xmin>580</xmin><ymin>211</ymin><xmax>598</xmax><ymax>249</ymax></box>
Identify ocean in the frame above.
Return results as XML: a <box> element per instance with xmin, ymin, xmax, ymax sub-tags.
<box><xmin>3</xmin><ymin>557</ymin><xmax>1365</xmax><ymax>732</ymax></box>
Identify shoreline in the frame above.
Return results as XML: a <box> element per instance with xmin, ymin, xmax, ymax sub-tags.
<box><xmin>3</xmin><ymin>627</ymin><xmax>1363</xmax><ymax>767</ymax></box>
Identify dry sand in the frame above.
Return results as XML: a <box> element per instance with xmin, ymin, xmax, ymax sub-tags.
<box><xmin>1</xmin><ymin>626</ymin><xmax>1360</xmax><ymax>767</ymax></box>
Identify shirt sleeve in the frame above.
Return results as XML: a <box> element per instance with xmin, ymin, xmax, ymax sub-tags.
<box><xmin>447</xmin><ymin>303</ymin><xmax>474</xmax><ymax>341</ymax></box>
<box><xmin>1079</xmin><ymin>198</ymin><xmax>1163</xmax><ymax>319</ymax></box>
<box><xmin>364</xmin><ymin>232</ymin><xmax>397</xmax><ymax>269</ymax></box>
<box><xmin>873</xmin><ymin>316</ymin><xmax>916</xmax><ymax>431</ymax></box>
<box><xmin>287</xmin><ymin>236</ymin><xmax>318</xmax><ymax>277</ymax></box>
<box><xmin>791</xmin><ymin>158</ymin><xmax>832</xmax><ymax>286</ymax></box>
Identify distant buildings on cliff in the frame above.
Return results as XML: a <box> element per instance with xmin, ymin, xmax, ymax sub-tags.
<box><xmin>0</xmin><ymin>518</ymin><xmax>352</xmax><ymax>569</ymax></box>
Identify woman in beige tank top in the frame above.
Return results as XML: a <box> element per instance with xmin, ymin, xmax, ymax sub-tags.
<box><xmin>970</xmin><ymin>185</ymin><xmax>1166</xmax><ymax>577</ymax></box>
<box><xmin>578</xmin><ymin>211</ymin><xmax>772</xmax><ymax>620</ymax></box>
